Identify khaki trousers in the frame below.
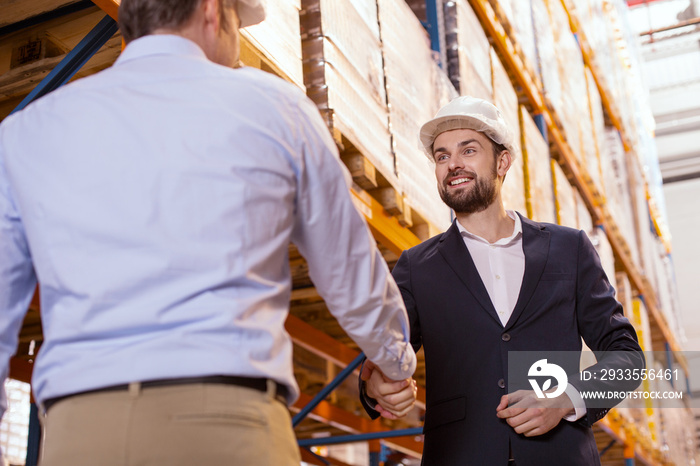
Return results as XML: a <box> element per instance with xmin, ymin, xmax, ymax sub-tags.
<box><xmin>39</xmin><ymin>381</ymin><xmax>301</xmax><ymax>466</ymax></box>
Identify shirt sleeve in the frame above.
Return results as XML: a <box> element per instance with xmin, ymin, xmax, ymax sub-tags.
<box><xmin>0</xmin><ymin>138</ymin><xmax>37</xmax><ymax>421</ymax></box>
<box><xmin>562</xmin><ymin>383</ymin><xmax>586</xmax><ymax>422</ymax></box>
<box><xmin>289</xmin><ymin>95</ymin><xmax>416</xmax><ymax>381</ymax></box>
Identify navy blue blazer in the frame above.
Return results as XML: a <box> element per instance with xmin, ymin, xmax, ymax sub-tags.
<box><xmin>363</xmin><ymin>213</ymin><xmax>643</xmax><ymax>466</ymax></box>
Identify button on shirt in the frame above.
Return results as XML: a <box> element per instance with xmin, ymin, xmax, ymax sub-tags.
<box><xmin>456</xmin><ymin>211</ymin><xmax>585</xmax><ymax>420</ymax></box>
<box><xmin>0</xmin><ymin>35</ymin><xmax>416</xmax><ymax>407</ymax></box>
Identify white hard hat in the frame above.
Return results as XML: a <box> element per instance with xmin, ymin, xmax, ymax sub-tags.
<box><xmin>419</xmin><ymin>96</ymin><xmax>518</xmax><ymax>161</ymax></box>
<box><xmin>237</xmin><ymin>0</ymin><xmax>265</xmax><ymax>28</ymax></box>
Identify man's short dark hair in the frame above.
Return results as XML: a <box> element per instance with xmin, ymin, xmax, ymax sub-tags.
<box><xmin>491</xmin><ymin>139</ymin><xmax>508</xmax><ymax>159</ymax></box>
<box><xmin>119</xmin><ymin>0</ymin><xmax>235</xmax><ymax>43</ymax></box>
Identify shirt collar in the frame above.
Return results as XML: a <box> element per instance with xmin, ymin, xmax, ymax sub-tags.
<box><xmin>456</xmin><ymin>210</ymin><xmax>523</xmax><ymax>246</ymax></box>
<box><xmin>115</xmin><ymin>35</ymin><xmax>208</xmax><ymax>66</ymax></box>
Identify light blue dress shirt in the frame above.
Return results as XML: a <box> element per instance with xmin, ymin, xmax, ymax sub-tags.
<box><xmin>0</xmin><ymin>35</ymin><xmax>416</xmax><ymax>409</ymax></box>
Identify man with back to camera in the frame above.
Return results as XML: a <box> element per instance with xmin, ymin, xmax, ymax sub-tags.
<box><xmin>360</xmin><ymin>96</ymin><xmax>644</xmax><ymax>465</ymax></box>
<box><xmin>0</xmin><ymin>0</ymin><xmax>418</xmax><ymax>464</ymax></box>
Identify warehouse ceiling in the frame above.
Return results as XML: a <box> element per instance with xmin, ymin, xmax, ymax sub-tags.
<box><xmin>630</xmin><ymin>0</ymin><xmax>700</xmax><ymax>184</ymax></box>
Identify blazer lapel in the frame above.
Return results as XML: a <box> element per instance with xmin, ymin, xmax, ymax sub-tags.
<box><xmin>437</xmin><ymin>221</ymin><xmax>501</xmax><ymax>325</ymax></box>
<box><xmin>505</xmin><ymin>213</ymin><xmax>551</xmax><ymax>330</ymax></box>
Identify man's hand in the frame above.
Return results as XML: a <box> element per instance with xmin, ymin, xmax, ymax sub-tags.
<box><xmin>496</xmin><ymin>389</ymin><xmax>574</xmax><ymax>437</ymax></box>
<box><xmin>360</xmin><ymin>360</ymin><xmax>417</xmax><ymax>420</ymax></box>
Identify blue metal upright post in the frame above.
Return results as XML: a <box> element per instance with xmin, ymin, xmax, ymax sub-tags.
<box><xmin>425</xmin><ymin>0</ymin><xmax>442</xmax><ymax>67</ymax></box>
<box><xmin>292</xmin><ymin>352</ymin><xmax>366</xmax><ymax>427</ymax></box>
<box><xmin>533</xmin><ymin>114</ymin><xmax>548</xmax><ymax>143</ymax></box>
<box><xmin>11</xmin><ymin>14</ymin><xmax>118</xmax><ymax>115</ymax></box>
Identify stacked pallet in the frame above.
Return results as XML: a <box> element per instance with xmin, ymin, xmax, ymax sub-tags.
<box><xmin>300</xmin><ymin>0</ymin><xmax>394</xmax><ymax>186</ymax></box>
<box><xmin>378</xmin><ymin>0</ymin><xmax>455</xmax><ymax>230</ymax></box>
<box><xmin>446</xmin><ymin>0</ymin><xmax>492</xmax><ymax>101</ymax></box>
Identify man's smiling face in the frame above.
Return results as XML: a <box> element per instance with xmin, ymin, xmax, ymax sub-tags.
<box><xmin>432</xmin><ymin>128</ymin><xmax>501</xmax><ymax>214</ymax></box>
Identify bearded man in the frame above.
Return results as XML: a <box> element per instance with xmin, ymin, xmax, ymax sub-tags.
<box><xmin>360</xmin><ymin>96</ymin><xmax>644</xmax><ymax>465</ymax></box>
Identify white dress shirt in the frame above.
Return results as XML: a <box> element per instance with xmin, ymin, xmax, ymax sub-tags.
<box><xmin>0</xmin><ymin>35</ymin><xmax>416</xmax><ymax>407</ymax></box>
<box><xmin>456</xmin><ymin>211</ymin><xmax>585</xmax><ymax>420</ymax></box>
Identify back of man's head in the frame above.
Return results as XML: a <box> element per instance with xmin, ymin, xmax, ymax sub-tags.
<box><xmin>119</xmin><ymin>0</ymin><xmax>267</xmax><ymax>43</ymax></box>
<box><xmin>119</xmin><ymin>0</ymin><xmax>204</xmax><ymax>43</ymax></box>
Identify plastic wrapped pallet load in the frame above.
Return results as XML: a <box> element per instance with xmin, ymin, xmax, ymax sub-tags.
<box><xmin>545</xmin><ymin>0</ymin><xmax>590</xmax><ymax>166</ymax></box>
<box><xmin>377</xmin><ymin>0</ymin><xmax>454</xmax><ymax>230</ymax></box>
<box><xmin>588</xmin><ymin>227</ymin><xmax>617</xmax><ymax>291</ymax></box>
<box><xmin>600</xmin><ymin>128</ymin><xmax>638</xmax><ymax>257</ymax></box>
<box><xmin>551</xmin><ymin>161</ymin><xmax>578</xmax><ymax>228</ymax></box>
<box><xmin>491</xmin><ymin>48</ymin><xmax>526</xmax><ymax>215</ymax></box>
<box><xmin>301</xmin><ymin>0</ymin><xmax>394</xmax><ymax>186</ymax></box>
<box><xmin>520</xmin><ymin>106</ymin><xmax>555</xmax><ymax>224</ymax></box>
<box><xmin>499</xmin><ymin>0</ymin><xmax>539</xmax><ymax>80</ymax></box>
<box><xmin>584</xmin><ymin>66</ymin><xmax>606</xmax><ymax>199</ymax></box>
<box><xmin>451</xmin><ymin>0</ymin><xmax>492</xmax><ymax>101</ymax></box>
<box><xmin>242</xmin><ymin>0</ymin><xmax>304</xmax><ymax>88</ymax></box>
<box><xmin>531</xmin><ymin>0</ymin><xmax>561</xmax><ymax>114</ymax></box>
<box><xmin>575</xmin><ymin>191</ymin><xmax>593</xmax><ymax>233</ymax></box>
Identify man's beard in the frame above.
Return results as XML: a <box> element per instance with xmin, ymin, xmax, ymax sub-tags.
<box><xmin>438</xmin><ymin>169</ymin><xmax>498</xmax><ymax>214</ymax></box>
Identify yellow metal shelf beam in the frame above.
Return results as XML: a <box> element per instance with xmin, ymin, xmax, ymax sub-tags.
<box><xmin>91</xmin><ymin>0</ymin><xmax>119</xmax><ymax>21</ymax></box>
<box><xmin>350</xmin><ymin>187</ymin><xmax>422</xmax><ymax>256</ymax></box>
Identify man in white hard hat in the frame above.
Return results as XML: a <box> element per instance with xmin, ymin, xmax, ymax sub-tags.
<box><xmin>361</xmin><ymin>96</ymin><xmax>643</xmax><ymax>465</ymax></box>
<box><xmin>0</xmin><ymin>0</ymin><xmax>417</xmax><ymax>464</ymax></box>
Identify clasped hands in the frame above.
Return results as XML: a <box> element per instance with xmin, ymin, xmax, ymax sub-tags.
<box><xmin>360</xmin><ymin>360</ymin><xmax>418</xmax><ymax>420</ymax></box>
<box><xmin>362</xmin><ymin>362</ymin><xmax>573</xmax><ymax>436</ymax></box>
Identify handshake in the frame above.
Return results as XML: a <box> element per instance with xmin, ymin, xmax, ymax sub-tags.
<box><xmin>360</xmin><ymin>360</ymin><xmax>418</xmax><ymax>420</ymax></box>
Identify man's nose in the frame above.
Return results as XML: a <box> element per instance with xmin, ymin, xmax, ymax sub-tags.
<box><xmin>448</xmin><ymin>153</ymin><xmax>464</xmax><ymax>171</ymax></box>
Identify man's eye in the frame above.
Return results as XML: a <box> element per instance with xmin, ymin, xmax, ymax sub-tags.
<box><xmin>436</xmin><ymin>154</ymin><xmax>448</xmax><ymax>161</ymax></box>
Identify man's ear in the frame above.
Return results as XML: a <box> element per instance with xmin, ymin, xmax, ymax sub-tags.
<box><xmin>202</xmin><ymin>0</ymin><xmax>221</xmax><ymax>34</ymax></box>
<box><xmin>497</xmin><ymin>150</ymin><xmax>512</xmax><ymax>177</ymax></box>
